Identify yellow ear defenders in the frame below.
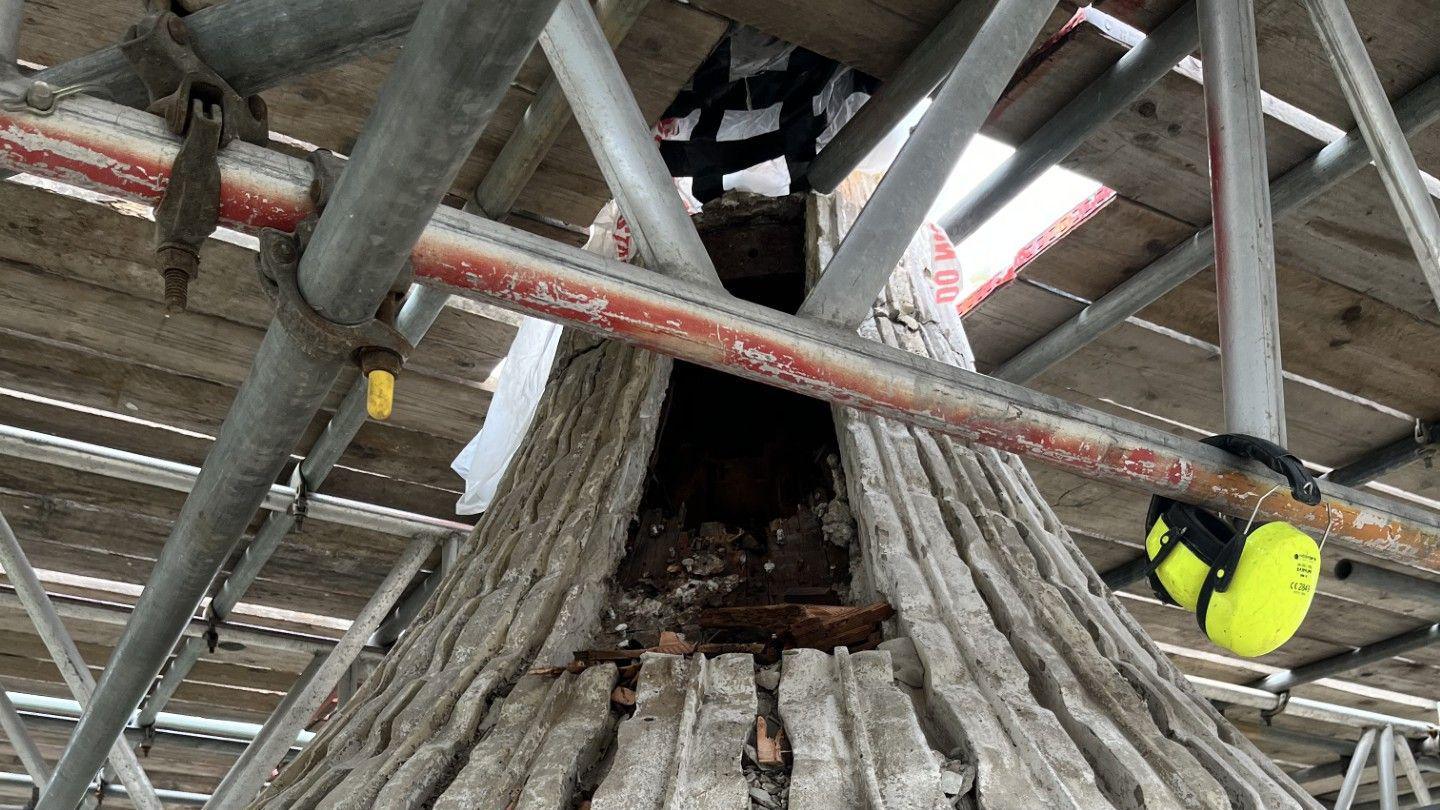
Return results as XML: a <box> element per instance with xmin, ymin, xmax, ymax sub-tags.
<box><xmin>1143</xmin><ymin>434</ymin><xmax>1327</xmax><ymax>658</ymax></box>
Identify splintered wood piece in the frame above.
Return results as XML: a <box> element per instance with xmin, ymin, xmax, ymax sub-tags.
<box><xmin>612</xmin><ymin>686</ymin><xmax>637</xmax><ymax>706</ymax></box>
<box><xmin>699</xmin><ymin>602</ymin><xmax>894</xmax><ymax>651</ymax></box>
<box><xmin>655</xmin><ymin>631</ymin><xmax>696</xmax><ymax>654</ymax></box>
<box><xmin>695</xmin><ymin>643</ymin><xmax>768</xmax><ymax>656</ymax></box>
<box><xmin>755</xmin><ymin>716</ymin><xmax>785</xmax><ymax>767</ymax></box>
<box><xmin>791</xmin><ymin>603</ymin><xmax>895</xmax><ymax>649</ymax></box>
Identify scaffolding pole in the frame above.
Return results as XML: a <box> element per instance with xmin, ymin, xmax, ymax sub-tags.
<box><xmin>1197</xmin><ymin>0</ymin><xmax>1286</xmax><ymax>444</ymax></box>
<box><xmin>3</xmin><ymin>98</ymin><xmax>1439</xmax><ymax>573</ymax></box>
<box><xmin>1327</xmin><ymin>420</ymin><xmax>1440</xmax><ymax>487</ymax></box>
<box><xmin>0</xmin><ymin>511</ymin><xmax>164</xmax><ymax>810</ymax></box>
<box><xmin>0</xmin><ymin>689</ymin><xmax>48</xmax><ymax>790</ymax></box>
<box><xmin>0</xmin><ymin>424</ymin><xmax>468</xmax><ymax>541</ymax></box>
<box><xmin>938</xmin><ymin>3</ymin><xmax>1200</xmax><ymax>243</ymax></box>
<box><xmin>208</xmin><ymin>534</ymin><xmax>434</xmax><ymax>809</ymax></box>
<box><xmin>6</xmin><ymin>692</ymin><xmax>314</xmax><ymax>748</ymax></box>
<box><xmin>806</xmin><ymin>0</ymin><xmax>998</xmax><ymax>194</ymax></box>
<box><xmin>540</xmin><ymin>0</ymin><xmax>720</xmax><ymax>288</ymax></box>
<box><xmin>993</xmin><ymin>71</ymin><xmax>1440</xmax><ymax>387</ymax></box>
<box><xmin>99</xmin><ymin>0</ymin><xmax>646</xmax><ymax>731</ymax></box>
<box><xmin>1192</xmin><ymin>678</ymin><xmax>1437</xmax><ymax>735</ymax></box>
<box><xmin>1336</xmin><ymin>728</ymin><xmax>1379</xmax><ymax>810</ymax></box>
<box><xmin>31</xmin><ymin>1</ymin><xmax>562</xmax><ymax>806</ymax></box>
<box><xmin>1303</xmin><ymin>0</ymin><xmax>1440</xmax><ymax>308</ymax></box>
<box><xmin>0</xmin><ymin>0</ymin><xmax>20</xmax><ymax>82</ymax></box>
<box><xmin>1253</xmin><ymin>622</ymin><xmax>1440</xmax><ymax>693</ymax></box>
<box><xmin>33</xmin><ymin>0</ymin><xmax>422</xmax><ymax>110</ymax></box>
<box><xmin>1394</xmin><ymin>727</ymin><xmax>1434</xmax><ymax>805</ymax></box>
<box><xmin>798</xmin><ymin>0</ymin><xmax>1060</xmax><ymax>327</ymax></box>
<box><xmin>1335</xmin><ymin>558</ymin><xmax>1440</xmax><ymax>612</ymax></box>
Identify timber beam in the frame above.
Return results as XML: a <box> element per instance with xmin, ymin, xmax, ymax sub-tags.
<box><xmin>2</xmin><ymin>97</ymin><xmax>1440</xmax><ymax>574</ymax></box>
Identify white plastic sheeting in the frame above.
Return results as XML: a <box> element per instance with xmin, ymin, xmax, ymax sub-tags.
<box><xmin>451</xmin><ymin>202</ymin><xmax>638</xmax><ymax>514</ymax></box>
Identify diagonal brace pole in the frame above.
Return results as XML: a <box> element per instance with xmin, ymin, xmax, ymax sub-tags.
<box><xmin>539</xmin><ymin>0</ymin><xmax>720</xmax><ymax>288</ymax></box>
<box><xmin>797</xmin><ymin>0</ymin><xmax>1060</xmax><ymax>328</ymax></box>
<box><xmin>3</xmin><ymin>96</ymin><xmax>1440</xmax><ymax>569</ymax></box>
<box><xmin>0</xmin><ymin>688</ymin><xmax>49</xmax><ymax>790</ymax></box>
<box><xmin>1302</xmin><ymin>0</ymin><xmax>1440</xmax><ymax>309</ymax></box>
<box><xmin>135</xmin><ymin>0</ymin><xmax>650</xmax><ymax>729</ymax></box>
<box><xmin>32</xmin><ymin>1</ymin><xmax>563</xmax><ymax>806</ymax></box>
<box><xmin>208</xmin><ymin>532</ymin><xmax>434</xmax><ymax>809</ymax></box>
<box><xmin>0</xmin><ymin>510</ymin><xmax>165</xmax><ymax>810</ymax></box>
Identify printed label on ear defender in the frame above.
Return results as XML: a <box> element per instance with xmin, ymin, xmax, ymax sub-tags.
<box><xmin>1291</xmin><ymin>551</ymin><xmax>1318</xmax><ymax>594</ymax></box>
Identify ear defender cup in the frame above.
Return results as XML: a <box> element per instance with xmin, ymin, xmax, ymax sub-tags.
<box><xmin>1140</xmin><ymin>433</ymin><xmax>1325</xmax><ymax>658</ymax></box>
<box><xmin>1198</xmin><ymin>522</ymin><xmax>1321</xmax><ymax>657</ymax></box>
<box><xmin>1145</xmin><ymin>516</ymin><xmax>1212</xmax><ymax>611</ymax></box>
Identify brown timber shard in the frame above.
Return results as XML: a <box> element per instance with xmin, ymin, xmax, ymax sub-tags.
<box><xmin>253</xmin><ymin>187</ymin><xmax>1321</xmax><ymax>809</ymax></box>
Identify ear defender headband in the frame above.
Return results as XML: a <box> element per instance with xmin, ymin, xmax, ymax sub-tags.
<box><xmin>1143</xmin><ymin>434</ymin><xmax>1326</xmax><ymax>658</ymax></box>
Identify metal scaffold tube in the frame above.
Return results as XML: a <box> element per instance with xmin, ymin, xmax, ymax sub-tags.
<box><xmin>0</xmin><ymin>689</ymin><xmax>48</xmax><ymax>789</ymax></box>
<box><xmin>3</xmin><ymin>97</ymin><xmax>1440</xmax><ymax>571</ymax></box>
<box><xmin>1335</xmin><ymin>727</ymin><xmax>1378</xmax><ymax>810</ymax></box>
<box><xmin>0</xmin><ymin>0</ymin><xmax>21</xmax><ymax>80</ymax></box>
<box><xmin>938</xmin><ymin>2</ymin><xmax>1199</xmax><ymax>243</ymax></box>
<box><xmin>1253</xmin><ymin>621</ymin><xmax>1440</xmax><ymax>693</ymax></box>
<box><xmin>476</xmin><ymin>0</ymin><xmax>650</xmax><ymax>220</ymax></box>
<box><xmin>1190</xmin><ymin>677</ymin><xmax>1437</xmax><ymax>735</ymax></box>
<box><xmin>138</xmin><ymin>0</ymin><xmax>649</xmax><ymax>730</ymax></box>
<box><xmin>1335</xmin><ymin>558</ymin><xmax>1440</xmax><ymax>611</ymax></box>
<box><xmin>1376</xmin><ymin>725</ymin><xmax>1400</xmax><ymax>810</ymax></box>
<box><xmin>1326</xmin><ymin>420</ymin><xmax>1440</xmax><ymax>486</ymax></box>
<box><xmin>1197</xmin><ymin>0</ymin><xmax>1286</xmax><ymax>444</ymax></box>
<box><xmin>798</xmin><ymin>0</ymin><xmax>1061</xmax><ymax>328</ymax></box>
<box><xmin>31</xmin><ymin>0</ymin><xmax>563</xmax><ymax>805</ymax></box>
<box><xmin>540</xmin><ymin>0</ymin><xmax>720</xmax><ymax>288</ymax></box>
<box><xmin>0</xmin><ymin>511</ymin><xmax>165</xmax><ymax>810</ymax></box>
<box><xmin>994</xmin><ymin>67</ymin><xmax>1440</xmax><ymax>386</ymax></box>
<box><xmin>1394</xmin><ymin>727</ymin><xmax>1434</xmax><ymax>804</ymax></box>
<box><xmin>208</xmin><ymin>534</ymin><xmax>434</xmax><ymax>809</ymax></box>
<box><xmin>806</xmin><ymin>0</ymin><xmax>998</xmax><ymax>194</ymax></box>
<box><xmin>1302</xmin><ymin>0</ymin><xmax>1440</xmax><ymax>308</ymax></box>
<box><xmin>34</xmin><ymin>0</ymin><xmax>423</xmax><ymax>110</ymax></box>
<box><xmin>0</xmin><ymin>424</ymin><xmax>468</xmax><ymax>541</ymax></box>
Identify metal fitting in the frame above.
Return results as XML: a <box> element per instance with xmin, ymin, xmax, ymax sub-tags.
<box><xmin>254</xmin><ymin>150</ymin><xmax>415</xmax><ymax>420</ymax></box>
<box><xmin>120</xmin><ymin>9</ymin><xmax>268</xmax><ymax>311</ymax></box>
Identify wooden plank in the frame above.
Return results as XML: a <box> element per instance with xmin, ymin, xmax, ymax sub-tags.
<box><xmin>984</xmin><ymin>13</ymin><xmax>1440</xmax><ymax>327</ymax></box>
<box><xmin>0</xmin><ymin>238</ymin><xmax>491</xmax><ymax>443</ymax></box>
<box><xmin>0</xmin><ymin>179</ymin><xmax>515</xmax><ymax>384</ymax></box>
<box><xmin>967</xmin><ymin>194</ymin><xmax>1440</xmax><ymax>421</ymax></box>
<box><xmin>1093</xmin><ymin>0</ymin><xmax>1440</xmax><ymax>142</ymax></box>
<box><xmin>0</xmin><ymin>390</ymin><xmax>461</xmax><ymax>518</ymax></box>
<box><xmin>1</xmin><ymin>725</ymin><xmax>236</xmax><ymax>794</ymax></box>
<box><xmin>0</xmin><ymin>456</ymin><xmax>425</xmax><ymax>619</ymax></box>
<box><xmin>15</xmin><ymin>0</ymin><xmax>727</xmax><ymax>229</ymax></box>
<box><xmin>688</xmin><ymin>0</ymin><xmax>956</xmax><ymax>78</ymax></box>
<box><xmin>0</xmin><ymin>628</ymin><xmax>289</xmax><ymax>722</ymax></box>
<box><xmin>0</xmin><ymin>329</ymin><xmax>469</xmax><ymax>500</ymax></box>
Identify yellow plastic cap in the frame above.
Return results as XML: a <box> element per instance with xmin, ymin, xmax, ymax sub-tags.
<box><xmin>366</xmin><ymin>369</ymin><xmax>395</xmax><ymax>421</ymax></box>
<box><xmin>1203</xmin><ymin>522</ymin><xmax>1320</xmax><ymax>658</ymax></box>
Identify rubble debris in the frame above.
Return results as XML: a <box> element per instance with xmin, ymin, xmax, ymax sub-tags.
<box><xmin>754</xmin><ymin>716</ymin><xmax>786</xmax><ymax>767</ymax></box>
<box><xmin>699</xmin><ymin>602</ymin><xmax>894</xmax><ymax>651</ymax></box>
